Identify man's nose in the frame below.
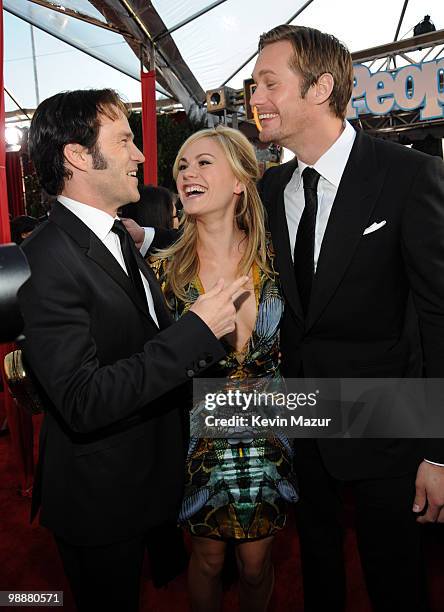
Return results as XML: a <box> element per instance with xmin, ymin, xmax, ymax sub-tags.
<box><xmin>132</xmin><ymin>143</ymin><xmax>145</xmax><ymax>164</ymax></box>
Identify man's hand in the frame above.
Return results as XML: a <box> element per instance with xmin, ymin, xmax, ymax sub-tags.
<box><xmin>190</xmin><ymin>277</ymin><xmax>249</xmax><ymax>339</ymax></box>
<box><xmin>413</xmin><ymin>461</ymin><xmax>444</xmax><ymax>523</ymax></box>
<box><xmin>121</xmin><ymin>218</ymin><xmax>145</xmax><ymax>251</ymax></box>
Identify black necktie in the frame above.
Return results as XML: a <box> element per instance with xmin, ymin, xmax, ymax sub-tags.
<box><xmin>111</xmin><ymin>220</ymin><xmax>149</xmax><ymax>310</ymax></box>
<box><xmin>294</xmin><ymin>167</ymin><xmax>321</xmax><ymax>315</ymax></box>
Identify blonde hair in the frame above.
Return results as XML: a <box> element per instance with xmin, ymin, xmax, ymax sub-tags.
<box><xmin>154</xmin><ymin>125</ymin><xmax>271</xmax><ymax>303</ymax></box>
<box><xmin>259</xmin><ymin>25</ymin><xmax>353</xmax><ymax>120</ymax></box>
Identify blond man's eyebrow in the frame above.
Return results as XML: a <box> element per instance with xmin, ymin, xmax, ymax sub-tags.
<box><xmin>253</xmin><ymin>69</ymin><xmax>277</xmax><ymax>79</ymax></box>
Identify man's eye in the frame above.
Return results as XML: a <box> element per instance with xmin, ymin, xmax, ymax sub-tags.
<box><xmin>266</xmin><ymin>82</ymin><xmax>276</xmax><ymax>89</ymax></box>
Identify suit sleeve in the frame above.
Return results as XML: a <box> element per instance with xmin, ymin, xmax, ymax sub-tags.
<box><xmin>401</xmin><ymin>154</ymin><xmax>444</xmax><ymax>462</ymax></box>
<box><xmin>18</xmin><ymin>251</ymin><xmax>225</xmax><ymax>435</ymax></box>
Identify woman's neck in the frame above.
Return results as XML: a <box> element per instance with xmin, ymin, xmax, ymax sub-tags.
<box><xmin>196</xmin><ymin>215</ymin><xmax>246</xmax><ymax>262</ymax></box>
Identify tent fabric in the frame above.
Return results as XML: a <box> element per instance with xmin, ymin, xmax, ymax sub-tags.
<box><xmin>3</xmin><ymin>1</ymin><xmax>444</xmax><ymax>116</ymax></box>
<box><xmin>5</xmin><ymin>0</ymin><xmax>140</xmax><ymax>79</ymax></box>
<box><xmin>152</xmin><ymin>0</ymin><xmax>311</xmax><ymax>91</ymax></box>
<box><xmin>152</xmin><ymin>0</ymin><xmax>444</xmax><ymax>89</ymax></box>
<box><xmin>3</xmin><ymin>10</ymin><xmax>172</xmax><ymax>114</ymax></box>
<box><xmin>90</xmin><ymin>0</ymin><xmax>207</xmax><ymax>118</ymax></box>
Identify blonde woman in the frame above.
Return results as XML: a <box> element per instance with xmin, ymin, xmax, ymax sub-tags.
<box><xmin>151</xmin><ymin>126</ymin><xmax>298</xmax><ymax>612</ymax></box>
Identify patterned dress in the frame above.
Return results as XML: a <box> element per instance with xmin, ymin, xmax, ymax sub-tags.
<box><xmin>150</xmin><ymin>240</ymin><xmax>298</xmax><ymax>540</ymax></box>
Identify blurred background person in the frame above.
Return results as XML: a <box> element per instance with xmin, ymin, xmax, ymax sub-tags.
<box><xmin>120</xmin><ymin>184</ymin><xmax>181</xmax><ymax>230</ymax></box>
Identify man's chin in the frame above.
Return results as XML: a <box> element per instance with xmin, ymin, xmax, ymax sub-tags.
<box><xmin>127</xmin><ymin>191</ymin><xmax>141</xmax><ymax>203</ymax></box>
<box><xmin>258</xmin><ymin>129</ymin><xmax>275</xmax><ymax>144</ymax></box>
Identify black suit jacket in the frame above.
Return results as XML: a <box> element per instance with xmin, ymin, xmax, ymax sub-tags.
<box><xmin>18</xmin><ymin>203</ymin><xmax>225</xmax><ymax>546</ymax></box>
<box><xmin>259</xmin><ymin>129</ymin><xmax>444</xmax><ymax>478</ymax></box>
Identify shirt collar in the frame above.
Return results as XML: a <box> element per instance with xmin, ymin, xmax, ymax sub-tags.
<box><xmin>57</xmin><ymin>195</ymin><xmax>117</xmax><ymax>241</ymax></box>
<box><xmin>297</xmin><ymin>120</ymin><xmax>356</xmax><ymax>188</ymax></box>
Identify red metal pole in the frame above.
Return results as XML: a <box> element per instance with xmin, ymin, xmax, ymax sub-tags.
<box><xmin>141</xmin><ymin>69</ymin><xmax>158</xmax><ymax>186</ymax></box>
<box><xmin>0</xmin><ymin>0</ymin><xmax>11</xmax><ymax>244</ymax></box>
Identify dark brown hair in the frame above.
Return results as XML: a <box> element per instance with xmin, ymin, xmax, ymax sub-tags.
<box><xmin>29</xmin><ymin>89</ymin><xmax>129</xmax><ymax>195</ymax></box>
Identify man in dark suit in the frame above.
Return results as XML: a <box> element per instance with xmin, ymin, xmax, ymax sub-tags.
<box><xmin>250</xmin><ymin>25</ymin><xmax>444</xmax><ymax>612</ymax></box>
<box><xmin>18</xmin><ymin>89</ymin><xmax>247</xmax><ymax>612</ymax></box>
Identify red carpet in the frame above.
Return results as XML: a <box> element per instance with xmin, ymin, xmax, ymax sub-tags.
<box><xmin>1</xmin><ymin>416</ymin><xmax>443</xmax><ymax>611</ymax></box>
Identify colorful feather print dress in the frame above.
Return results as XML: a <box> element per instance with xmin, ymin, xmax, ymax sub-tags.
<box><xmin>150</xmin><ymin>239</ymin><xmax>298</xmax><ymax>540</ymax></box>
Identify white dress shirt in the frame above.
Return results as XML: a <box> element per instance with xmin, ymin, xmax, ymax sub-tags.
<box><xmin>284</xmin><ymin>120</ymin><xmax>356</xmax><ymax>270</ymax></box>
<box><xmin>58</xmin><ymin>196</ymin><xmax>159</xmax><ymax>327</ymax></box>
<box><xmin>140</xmin><ymin>227</ymin><xmax>155</xmax><ymax>257</ymax></box>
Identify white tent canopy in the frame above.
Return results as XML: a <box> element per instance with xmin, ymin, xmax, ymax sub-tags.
<box><xmin>4</xmin><ymin>0</ymin><xmax>444</xmax><ymax>116</ymax></box>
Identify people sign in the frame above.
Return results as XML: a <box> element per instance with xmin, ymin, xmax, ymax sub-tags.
<box><xmin>347</xmin><ymin>58</ymin><xmax>444</xmax><ymax>120</ymax></box>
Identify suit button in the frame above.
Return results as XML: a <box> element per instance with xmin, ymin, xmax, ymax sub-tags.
<box><xmin>186</xmin><ymin>369</ymin><xmax>195</xmax><ymax>378</ymax></box>
<box><xmin>198</xmin><ymin>359</ymin><xmax>207</xmax><ymax>368</ymax></box>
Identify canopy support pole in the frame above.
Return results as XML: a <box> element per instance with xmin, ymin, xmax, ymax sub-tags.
<box><xmin>1</xmin><ymin>0</ymin><xmax>10</xmax><ymax>244</ymax></box>
<box><xmin>141</xmin><ymin>43</ymin><xmax>158</xmax><ymax>186</ymax></box>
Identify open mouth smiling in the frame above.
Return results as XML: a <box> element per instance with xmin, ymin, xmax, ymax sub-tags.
<box><xmin>184</xmin><ymin>184</ymin><xmax>207</xmax><ymax>198</ymax></box>
<box><xmin>253</xmin><ymin>107</ymin><xmax>279</xmax><ymax>132</ymax></box>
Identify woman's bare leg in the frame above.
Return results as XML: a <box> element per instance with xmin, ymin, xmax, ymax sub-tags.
<box><xmin>188</xmin><ymin>536</ymin><xmax>227</xmax><ymax>612</ymax></box>
<box><xmin>235</xmin><ymin>536</ymin><xmax>275</xmax><ymax>612</ymax></box>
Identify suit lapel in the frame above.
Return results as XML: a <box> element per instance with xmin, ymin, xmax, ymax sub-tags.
<box><xmin>265</xmin><ymin>159</ymin><xmax>304</xmax><ymax>324</ymax></box>
<box><xmin>135</xmin><ymin>249</ymin><xmax>173</xmax><ymax>329</ymax></box>
<box><xmin>86</xmin><ymin>236</ymin><xmax>157</xmax><ymax>323</ymax></box>
<box><xmin>49</xmin><ymin>204</ymin><xmax>165</xmax><ymax>328</ymax></box>
<box><xmin>306</xmin><ymin>130</ymin><xmax>387</xmax><ymax>331</ymax></box>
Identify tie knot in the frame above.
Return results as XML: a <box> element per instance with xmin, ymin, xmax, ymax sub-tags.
<box><xmin>111</xmin><ymin>219</ymin><xmax>125</xmax><ymax>237</ymax></box>
<box><xmin>302</xmin><ymin>167</ymin><xmax>320</xmax><ymax>191</ymax></box>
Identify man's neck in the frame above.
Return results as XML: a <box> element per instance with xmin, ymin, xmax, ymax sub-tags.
<box><xmin>288</xmin><ymin>117</ymin><xmax>345</xmax><ymax>166</ymax></box>
<box><xmin>60</xmin><ymin>189</ymin><xmax>117</xmax><ymax>218</ymax></box>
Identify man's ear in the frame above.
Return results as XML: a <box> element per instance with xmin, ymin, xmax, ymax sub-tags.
<box><xmin>63</xmin><ymin>143</ymin><xmax>89</xmax><ymax>172</ymax></box>
<box><xmin>311</xmin><ymin>73</ymin><xmax>334</xmax><ymax>106</ymax></box>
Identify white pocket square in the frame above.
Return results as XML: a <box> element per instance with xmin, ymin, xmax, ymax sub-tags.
<box><xmin>363</xmin><ymin>220</ymin><xmax>386</xmax><ymax>235</ymax></box>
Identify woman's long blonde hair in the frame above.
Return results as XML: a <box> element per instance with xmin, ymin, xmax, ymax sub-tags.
<box><xmin>154</xmin><ymin>125</ymin><xmax>271</xmax><ymax>302</ymax></box>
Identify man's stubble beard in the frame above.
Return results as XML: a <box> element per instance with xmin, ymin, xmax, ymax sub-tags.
<box><xmin>89</xmin><ymin>143</ymin><xmax>108</xmax><ymax>170</ymax></box>
<box><xmin>89</xmin><ymin>141</ymin><xmax>140</xmax><ymax>205</ymax></box>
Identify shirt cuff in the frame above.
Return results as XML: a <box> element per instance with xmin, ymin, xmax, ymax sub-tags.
<box><xmin>424</xmin><ymin>459</ymin><xmax>444</xmax><ymax>467</ymax></box>
<box><xmin>140</xmin><ymin>227</ymin><xmax>154</xmax><ymax>257</ymax></box>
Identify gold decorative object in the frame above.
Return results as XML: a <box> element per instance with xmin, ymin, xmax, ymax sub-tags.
<box><xmin>3</xmin><ymin>350</ymin><xmax>43</xmax><ymax>414</ymax></box>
